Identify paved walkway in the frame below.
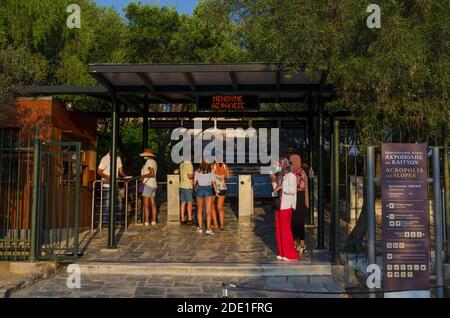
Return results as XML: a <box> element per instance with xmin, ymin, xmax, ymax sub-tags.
<box><xmin>11</xmin><ymin>203</ymin><xmax>346</xmax><ymax>298</ymax></box>
<box><xmin>79</xmin><ymin>203</ymin><xmax>318</xmax><ymax>264</ymax></box>
<box><xmin>11</xmin><ymin>273</ymin><xmax>345</xmax><ymax>298</ymax></box>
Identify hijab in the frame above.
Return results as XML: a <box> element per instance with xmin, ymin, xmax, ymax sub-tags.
<box><xmin>275</xmin><ymin>157</ymin><xmax>291</xmax><ymax>187</ymax></box>
<box><xmin>290</xmin><ymin>154</ymin><xmax>306</xmax><ymax>192</ymax></box>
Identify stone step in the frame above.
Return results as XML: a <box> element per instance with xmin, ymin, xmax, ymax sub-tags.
<box><xmin>76</xmin><ymin>262</ymin><xmax>332</xmax><ymax>277</ymax></box>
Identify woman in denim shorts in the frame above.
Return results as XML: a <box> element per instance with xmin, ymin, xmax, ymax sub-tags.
<box><xmin>194</xmin><ymin>160</ymin><xmax>217</xmax><ymax>235</ymax></box>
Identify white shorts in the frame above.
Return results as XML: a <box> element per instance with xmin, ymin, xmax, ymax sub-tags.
<box><xmin>142</xmin><ymin>185</ymin><xmax>157</xmax><ymax>198</ymax></box>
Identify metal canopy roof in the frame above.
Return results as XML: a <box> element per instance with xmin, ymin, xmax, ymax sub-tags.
<box><xmin>19</xmin><ymin>63</ymin><xmax>335</xmax><ymax>114</ymax></box>
<box><xmin>87</xmin><ymin>63</ymin><xmax>335</xmax><ymax>105</ymax></box>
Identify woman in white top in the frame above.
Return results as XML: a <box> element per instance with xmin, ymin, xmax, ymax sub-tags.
<box><xmin>273</xmin><ymin>163</ymin><xmax>299</xmax><ymax>261</ymax></box>
<box><xmin>211</xmin><ymin>159</ymin><xmax>231</xmax><ymax>230</ymax></box>
<box><xmin>139</xmin><ymin>149</ymin><xmax>158</xmax><ymax>226</ymax></box>
<box><xmin>194</xmin><ymin>160</ymin><xmax>218</xmax><ymax>235</ymax></box>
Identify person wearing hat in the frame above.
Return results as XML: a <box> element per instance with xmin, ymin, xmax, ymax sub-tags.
<box><xmin>140</xmin><ymin>149</ymin><xmax>158</xmax><ymax>226</ymax></box>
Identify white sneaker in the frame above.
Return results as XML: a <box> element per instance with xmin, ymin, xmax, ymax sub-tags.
<box><xmin>151</xmin><ymin>221</ymin><xmax>156</xmax><ymax>226</ymax></box>
<box><xmin>144</xmin><ymin>222</ymin><xmax>149</xmax><ymax>227</ymax></box>
<box><xmin>197</xmin><ymin>227</ymin><xmax>203</xmax><ymax>233</ymax></box>
<box><xmin>282</xmin><ymin>257</ymin><xmax>289</xmax><ymax>261</ymax></box>
<box><xmin>276</xmin><ymin>255</ymin><xmax>283</xmax><ymax>260</ymax></box>
<box><xmin>205</xmin><ymin>229</ymin><xmax>215</xmax><ymax>236</ymax></box>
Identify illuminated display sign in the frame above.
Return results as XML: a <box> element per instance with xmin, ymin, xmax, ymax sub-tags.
<box><xmin>198</xmin><ymin>95</ymin><xmax>259</xmax><ymax>111</ymax></box>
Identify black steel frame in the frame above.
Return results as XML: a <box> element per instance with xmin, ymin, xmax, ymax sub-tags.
<box><xmin>18</xmin><ymin>63</ymin><xmax>343</xmax><ymax>250</ymax></box>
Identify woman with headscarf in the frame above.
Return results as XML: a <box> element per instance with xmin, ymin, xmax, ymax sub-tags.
<box><xmin>290</xmin><ymin>153</ymin><xmax>309</xmax><ymax>253</ymax></box>
<box><xmin>273</xmin><ymin>162</ymin><xmax>300</xmax><ymax>261</ymax></box>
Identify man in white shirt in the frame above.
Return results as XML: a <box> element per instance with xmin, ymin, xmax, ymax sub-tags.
<box><xmin>97</xmin><ymin>149</ymin><xmax>127</xmax><ymax>225</ymax></box>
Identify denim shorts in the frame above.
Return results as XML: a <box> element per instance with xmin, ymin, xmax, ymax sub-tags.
<box><xmin>142</xmin><ymin>185</ymin><xmax>157</xmax><ymax>198</ymax></box>
<box><xmin>180</xmin><ymin>188</ymin><xmax>193</xmax><ymax>203</ymax></box>
<box><xmin>196</xmin><ymin>186</ymin><xmax>213</xmax><ymax>198</ymax></box>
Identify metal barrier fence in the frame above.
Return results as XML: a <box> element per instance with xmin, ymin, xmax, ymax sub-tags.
<box><xmin>91</xmin><ymin>178</ymin><xmax>140</xmax><ymax>231</ymax></box>
<box><xmin>332</xmin><ymin>121</ymin><xmax>448</xmax><ymax>293</ymax></box>
<box><xmin>37</xmin><ymin>141</ymin><xmax>81</xmax><ymax>261</ymax></box>
<box><xmin>0</xmin><ymin>128</ymin><xmax>82</xmax><ymax>261</ymax></box>
<box><xmin>339</xmin><ymin>145</ymin><xmax>447</xmax><ymax>258</ymax></box>
<box><xmin>91</xmin><ymin>180</ymin><xmax>173</xmax><ymax>230</ymax></box>
<box><xmin>0</xmin><ymin>130</ymin><xmax>33</xmax><ymax>261</ymax></box>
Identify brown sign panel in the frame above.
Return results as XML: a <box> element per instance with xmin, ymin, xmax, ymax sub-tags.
<box><xmin>198</xmin><ymin>95</ymin><xmax>259</xmax><ymax>111</ymax></box>
<box><xmin>381</xmin><ymin>143</ymin><xmax>429</xmax><ymax>293</ymax></box>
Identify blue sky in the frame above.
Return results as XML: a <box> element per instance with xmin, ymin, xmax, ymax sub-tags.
<box><xmin>95</xmin><ymin>0</ymin><xmax>199</xmax><ymax>15</ymax></box>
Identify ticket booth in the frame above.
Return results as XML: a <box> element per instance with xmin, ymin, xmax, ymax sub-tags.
<box><xmin>0</xmin><ymin>97</ymin><xmax>98</xmax><ymax>231</ymax></box>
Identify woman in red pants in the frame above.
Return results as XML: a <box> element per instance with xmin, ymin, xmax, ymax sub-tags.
<box><xmin>273</xmin><ymin>162</ymin><xmax>300</xmax><ymax>261</ymax></box>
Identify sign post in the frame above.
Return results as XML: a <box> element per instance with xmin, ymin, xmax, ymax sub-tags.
<box><xmin>381</xmin><ymin>143</ymin><xmax>430</xmax><ymax>298</ymax></box>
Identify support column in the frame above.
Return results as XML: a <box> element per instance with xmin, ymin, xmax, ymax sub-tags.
<box><xmin>108</xmin><ymin>94</ymin><xmax>119</xmax><ymax>249</ymax></box>
<box><xmin>307</xmin><ymin>100</ymin><xmax>314</xmax><ymax>225</ymax></box>
<box><xmin>443</xmin><ymin>127</ymin><xmax>450</xmax><ymax>263</ymax></box>
<box><xmin>167</xmin><ymin>175</ymin><xmax>180</xmax><ymax>224</ymax></box>
<box><xmin>143</xmin><ymin>95</ymin><xmax>149</xmax><ymax>150</ymax></box>
<box><xmin>332</xmin><ymin>120</ymin><xmax>341</xmax><ymax>264</ymax></box>
<box><xmin>239</xmin><ymin>175</ymin><xmax>252</xmax><ymax>225</ymax></box>
<box><xmin>432</xmin><ymin>147</ymin><xmax>444</xmax><ymax>298</ymax></box>
<box><xmin>329</xmin><ymin>117</ymin><xmax>334</xmax><ymax>250</ymax></box>
<box><xmin>30</xmin><ymin>127</ymin><xmax>41</xmax><ymax>262</ymax></box>
<box><xmin>366</xmin><ymin>146</ymin><xmax>376</xmax><ymax>297</ymax></box>
<box><xmin>317</xmin><ymin>100</ymin><xmax>325</xmax><ymax>249</ymax></box>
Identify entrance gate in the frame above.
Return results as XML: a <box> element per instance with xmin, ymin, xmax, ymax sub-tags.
<box><xmin>0</xmin><ymin>129</ymin><xmax>81</xmax><ymax>261</ymax></box>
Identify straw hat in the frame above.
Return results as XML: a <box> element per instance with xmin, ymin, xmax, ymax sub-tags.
<box><xmin>139</xmin><ymin>148</ymin><xmax>157</xmax><ymax>157</ymax></box>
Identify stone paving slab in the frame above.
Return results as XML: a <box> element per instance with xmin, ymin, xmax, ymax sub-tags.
<box><xmin>0</xmin><ymin>262</ymin><xmax>60</xmax><ymax>298</ymax></box>
<box><xmin>75</xmin><ymin>261</ymin><xmax>331</xmax><ymax>277</ymax></box>
<box><xmin>10</xmin><ymin>272</ymin><xmax>346</xmax><ymax>298</ymax></box>
<box><xmin>80</xmin><ymin>204</ymin><xmax>320</xmax><ymax>265</ymax></box>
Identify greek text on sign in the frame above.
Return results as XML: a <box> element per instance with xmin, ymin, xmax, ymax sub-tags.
<box><xmin>381</xmin><ymin>143</ymin><xmax>430</xmax><ymax>294</ymax></box>
<box><xmin>198</xmin><ymin>96</ymin><xmax>259</xmax><ymax>111</ymax></box>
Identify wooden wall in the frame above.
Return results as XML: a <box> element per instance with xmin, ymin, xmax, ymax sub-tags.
<box><xmin>0</xmin><ymin>97</ymin><xmax>97</xmax><ymax>232</ymax></box>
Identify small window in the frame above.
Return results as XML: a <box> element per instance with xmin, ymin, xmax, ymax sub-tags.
<box><xmin>0</xmin><ymin>128</ymin><xmax>19</xmax><ymax>147</ymax></box>
<box><xmin>0</xmin><ymin>128</ymin><xmax>21</xmax><ymax>182</ymax></box>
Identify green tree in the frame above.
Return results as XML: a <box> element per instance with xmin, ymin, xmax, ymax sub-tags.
<box><xmin>222</xmin><ymin>0</ymin><xmax>449</xmax><ymax>145</ymax></box>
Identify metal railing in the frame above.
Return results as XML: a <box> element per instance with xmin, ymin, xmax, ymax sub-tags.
<box><xmin>91</xmin><ymin>178</ymin><xmax>140</xmax><ymax>231</ymax></box>
<box><xmin>1</xmin><ymin>128</ymin><xmax>82</xmax><ymax>261</ymax></box>
<box><xmin>91</xmin><ymin>179</ymin><xmax>174</xmax><ymax>230</ymax></box>
<box><xmin>0</xmin><ymin>131</ymin><xmax>34</xmax><ymax>261</ymax></box>
<box><xmin>36</xmin><ymin>141</ymin><xmax>81</xmax><ymax>261</ymax></box>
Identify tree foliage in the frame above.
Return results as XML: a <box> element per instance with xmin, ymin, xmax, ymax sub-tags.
<box><xmin>0</xmin><ymin>0</ymin><xmax>448</xmax><ymax>152</ymax></box>
<box><xmin>221</xmin><ymin>0</ymin><xmax>449</xmax><ymax>145</ymax></box>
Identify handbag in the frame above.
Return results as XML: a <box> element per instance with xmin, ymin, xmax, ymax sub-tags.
<box><xmin>138</xmin><ymin>181</ymin><xmax>145</xmax><ymax>194</ymax></box>
<box><xmin>138</xmin><ymin>176</ymin><xmax>151</xmax><ymax>194</ymax></box>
